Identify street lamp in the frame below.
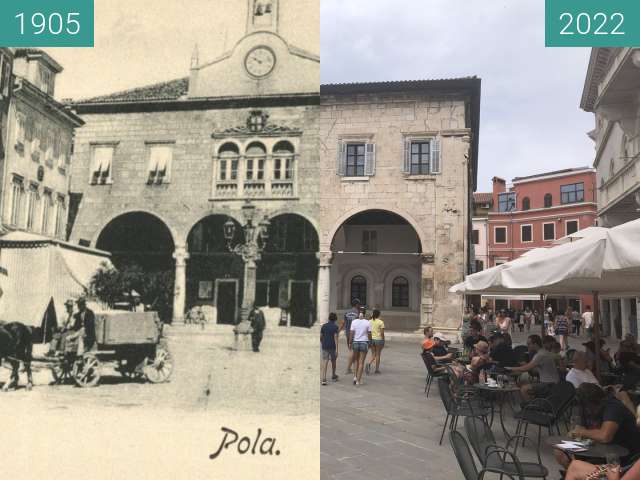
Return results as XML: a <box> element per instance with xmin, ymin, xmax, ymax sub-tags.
<box><xmin>224</xmin><ymin>200</ymin><xmax>270</xmax><ymax>337</ymax></box>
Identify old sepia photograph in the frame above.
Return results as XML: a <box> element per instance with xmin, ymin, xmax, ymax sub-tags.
<box><xmin>0</xmin><ymin>1</ymin><xmax>319</xmax><ymax>478</ymax></box>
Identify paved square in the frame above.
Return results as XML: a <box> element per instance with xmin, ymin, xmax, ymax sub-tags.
<box><xmin>320</xmin><ymin>333</ymin><xmax>564</xmax><ymax>480</ymax></box>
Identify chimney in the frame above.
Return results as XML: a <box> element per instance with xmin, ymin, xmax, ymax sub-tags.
<box><xmin>492</xmin><ymin>177</ymin><xmax>506</xmax><ymax>210</ymax></box>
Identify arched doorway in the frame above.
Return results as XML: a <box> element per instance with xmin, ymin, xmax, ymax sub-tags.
<box><xmin>260</xmin><ymin>214</ymin><xmax>319</xmax><ymax>327</ymax></box>
<box><xmin>95</xmin><ymin>212</ymin><xmax>175</xmax><ymax>321</ymax></box>
<box><xmin>330</xmin><ymin>209</ymin><xmax>422</xmax><ymax>331</ymax></box>
<box><xmin>186</xmin><ymin>215</ymin><xmax>245</xmax><ymax>325</ymax></box>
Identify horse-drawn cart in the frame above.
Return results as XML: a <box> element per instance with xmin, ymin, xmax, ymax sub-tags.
<box><xmin>39</xmin><ymin>311</ymin><xmax>173</xmax><ymax>388</ymax></box>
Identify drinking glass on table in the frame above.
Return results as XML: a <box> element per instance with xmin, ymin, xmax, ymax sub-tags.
<box><xmin>606</xmin><ymin>453</ymin><xmax>620</xmax><ymax>472</ymax></box>
<box><xmin>569</xmin><ymin>414</ymin><xmax>583</xmax><ymax>441</ymax></box>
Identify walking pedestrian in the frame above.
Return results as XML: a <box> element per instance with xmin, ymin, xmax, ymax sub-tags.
<box><xmin>496</xmin><ymin>310</ymin><xmax>511</xmax><ymax>336</ymax></box>
<box><xmin>366</xmin><ymin>309</ymin><xmax>385</xmax><ymax>374</ymax></box>
<box><xmin>342</xmin><ymin>299</ymin><xmax>360</xmax><ymax>375</ymax></box>
<box><xmin>518</xmin><ymin>310</ymin><xmax>525</xmax><ymax>333</ymax></box>
<box><xmin>572</xmin><ymin>307</ymin><xmax>582</xmax><ymax>336</ymax></box>
<box><xmin>249</xmin><ymin>304</ymin><xmax>266</xmax><ymax>352</ymax></box>
<box><xmin>320</xmin><ymin>313</ymin><xmax>339</xmax><ymax>385</ymax></box>
<box><xmin>582</xmin><ymin>305</ymin><xmax>594</xmax><ymax>338</ymax></box>
<box><xmin>349</xmin><ymin>309</ymin><xmax>371</xmax><ymax>386</ymax></box>
<box><xmin>555</xmin><ymin>307</ymin><xmax>570</xmax><ymax>351</ymax></box>
<box><xmin>524</xmin><ymin>307</ymin><xmax>533</xmax><ymax>333</ymax></box>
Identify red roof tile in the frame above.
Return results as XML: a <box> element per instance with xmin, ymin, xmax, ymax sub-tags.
<box><xmin>473</xmin><ymin>192</ymin><xmax>492</xmax><ymax>204</ymax></box>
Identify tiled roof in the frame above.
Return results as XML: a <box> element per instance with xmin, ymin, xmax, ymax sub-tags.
<box><xmin>473</xmin><ymin>192</ymin><xmax>492</xmax><ymax>204</ymax></box>
<box><xmin>321</xmin><ymin>77</ymin><xmax>479</xmax><ymax>94</ymax></box>
<box><xmin>71</xmin><ymin>77</ymin><xmax>190</xmax><ymax>105</ymax></box>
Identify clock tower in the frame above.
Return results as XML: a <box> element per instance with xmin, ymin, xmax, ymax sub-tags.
<box><xmin>187</xmin><ymin>0</ymin><xmax>318</xmax><ymax>98</ymax></box>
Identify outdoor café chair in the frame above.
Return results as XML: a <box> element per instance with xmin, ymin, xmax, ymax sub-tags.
<box><xmin>515</xmin><ymin>380</ymin><xmax>575</xmax><ymax>448</ymax></box>
<box><xmin>421</xmin><ymin>350</ymin><xmax>446</xmax><ymax>397</ymax></box>
<box><xmin>437</xmin><ymin>376</ymin><xmax>491</xmax><ymax>445</ymax></box>
<box><xmin>513</xmin><ymin>345</ymin><xmax>529</xmax><ymax>364</ymax></box>
<box><xmin>464</xmin><ymin>416</ymin><xmax>549</xmax><ymax>479</ymax></box>
<box><xmin>449</xmin><ymin>430</ymin><xmax>523</xmax><ymax>480</ymax></box>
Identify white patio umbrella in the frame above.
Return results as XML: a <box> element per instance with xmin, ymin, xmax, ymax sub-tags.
<box><xmin>496</xmin><ymin>219</ymin><xmax>640</xmax><ymax>377</ymax></box>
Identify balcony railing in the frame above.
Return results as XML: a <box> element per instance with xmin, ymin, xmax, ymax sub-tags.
<box><xmin>213</xmin><ymin>180</ymin><xmax>295</xmax><ymax>199</ymax></box>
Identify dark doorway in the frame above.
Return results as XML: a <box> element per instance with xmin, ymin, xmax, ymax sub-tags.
<box><xmin>216</xmin><ymin>280</ymin><xmax>238</xmax><ymax>325</ymax></box>
<box><xmin>290</xmin><ymin>281</ymin><xmax>313</xmax><ymax>327</ymax></box>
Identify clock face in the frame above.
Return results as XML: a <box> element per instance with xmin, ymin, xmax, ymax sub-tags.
<box><xmin>245</xmin><ymin>47</ymin><xmax>276</xmax><ymax>78</ymax></box>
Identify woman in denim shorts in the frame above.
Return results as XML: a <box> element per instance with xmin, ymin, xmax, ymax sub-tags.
<box><xmin>349</xmin><ymin>309</ymin><xmax>372</xmax><ymax>385</ymax></box>
<box><xmin>366</xmin><ymin>309</ymin><xmax>385</xmax><ymax>374</ymax></box>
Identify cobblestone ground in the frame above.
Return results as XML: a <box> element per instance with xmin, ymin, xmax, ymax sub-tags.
<box><xmin>320</xmin><ymin>329</ymin><xmax>602</xmax><ymax>480</ymax></box>
<box><xmin>0</xmin><ymin>324</ymin><xmax>319</xmax><ymax>480</ymax></box>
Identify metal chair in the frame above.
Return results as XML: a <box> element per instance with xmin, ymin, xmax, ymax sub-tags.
<box><xmin>421</xmin><ymin>350</ymin><xmax>446</xmax><ymax>397</ymax></box>
<box><xmin>449</xmin><ymin>430</ymin><xmax>522</xmax><ymax>480</ymax></box>
<box><xmin>515</xmin><ymin>380</ymin><xmax>576</xmax><ymax>448</ymax></box>
<box><xmin>513</xmin><ymin>345</ymin><xmax>529</xmax><ymax>364</ymax></box>
<box><xmin>464</xmin><ymin>416</ymin><xmax>549</xmax><ymax>479</ymax></box>
<box><xmin>437</xmin><ymin>376</ymin><xmax>491</xmax><ymax>445</ymax></box>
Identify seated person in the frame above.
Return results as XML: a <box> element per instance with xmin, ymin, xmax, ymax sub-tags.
<box><xmin>421</xmin><ymin>326</ymin><xmax>435</xmax><ymax>352</ymax></box>
<box><xmin>468</xmin><ymin>340</ymin><xmax>492</xmax><ymax>382</ymax></box>
<box><xmin>489</xmin><ymin>333</ymin><xmax>517</xmax><ymax>367</ymax></box>
<box><xmin>616</xmin><ymin>340</ymin><xmax>640</xmax><ymax>376</ymax></box>
<box><xmin>48</xmin><ymin>299</ymin><xmax>75</xmax><ymax>356</ymax></box>
<box><xmin>431</xmin><ymin>335</ymin><xmax>453</xmax><ymax>362</ymax></box>
<box><xmin>554</xmin><ymin>383</ymin><xmax>640</xmax><ymax>470</ymax></box>
<box><xmin>506</xmin><ymin>334</ymin><xmax>560</xmax><ymax>401</ymax></box>
<box><xmin>565</xmin><ymin>458</ymin><xmax>639</xmax><ymax>480</ymax></box>
<box><xmin>549</xmin><ymin>338</ymin><xmax>567</xmax><ymax>376</ymax></box>
<box><xmin>463</xmin><ymin>320</ymin><xmax>487</xmax><ymax>354</ymax></box>
<box><xmin>584</xmin><ymin>339</ymin><xmax>613</xmax><ymax>374</ymax></box>
<box><xmin>566</xmin><ymin>351</ymin><xmax>599</xmax><ymax>389</ymax></box>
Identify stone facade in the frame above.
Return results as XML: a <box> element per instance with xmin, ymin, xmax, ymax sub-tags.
<box><xmin>581</xmin><ymin>48</ymin><xmax>640</xmax><ymax>338</ymax></box>
<box><xmin>318</xmin><ymin>80</ymin><xmax>481</xmax><ymax>333</ymax></box>
<box><xmin>67</xmin><ymin>0</ymin><xmax>320</xmax><ymax>325</ymax></box>
<box><xmin>0</xmin><ymin>49</ymin><xmax>82</xmax><ymax>239</ymax></box>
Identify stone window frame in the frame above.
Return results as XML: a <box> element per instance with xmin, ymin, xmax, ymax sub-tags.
<box><xmin>145</xmin><ymin>141</ymin><xmax>175</xmax><ymax>185</ymax></box>
<box><xmin>25</xmin><ymin>182</ymin><xmax>40</xmax><ymax>232</ymax></box>
<box><xmin>336</xmin><ymin>134</ymin><xmax>376</xmax><ymax>180</ymax></box>
<box><xmin>41</xmin><ymin>188</ymin><xmax>54</xmax><ymax>235</ymax></box>
<box><xmin>560</xmin><ymin>182</ymin><xmax>584</xmax><ymax>205</ymax></box>
<box><xmin>9</xmin><ymin>175</ymin><xmax>25</xmax><ymax>227</ymax></box>
<box><xmin>542</xmin><ymin>221</ymin><xmax>556</xmax><ymax>242</ymax></box>
<box><xmin>361</xmin><ymin>230</ymin><xmax>377</xmax><ymax>252</ymax></box>
<box><xmin>520</xmin><ymin>224</ymin><xmax>533</xmax><ymax>243</ymax></box>
<box><xmin>89</xmin><ymin>142</ymin><xmax>118</xmax><ymax>185</ymax></box>
<box><xmin>494</xmin><ymin>226</ymin><xmax>507</xmax><ymax>244</ymax></box>
<box><xmin>402</xmin><ymin>134</ymin><xmax>441</xmax><ymax>176</ymax></box>
<box><xmin>391</xmin><ymin>276</ymin><xmax>410</xmax><ymax>308</ymax></box>
<box><xmin>565</xmin><ymin>218</ymin><xmax>579</xmax><ymax>237</ymax></box>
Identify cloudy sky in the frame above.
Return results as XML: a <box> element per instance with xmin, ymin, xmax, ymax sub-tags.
<box><xmin>47</xmin><ymin>0</ymin><xmax>594</xmax><ymax>192</ymax></box>
<box><xmin>321</xmin><ymin>0</ymin><xmax>596</xmax><ymax>191</ymax></box>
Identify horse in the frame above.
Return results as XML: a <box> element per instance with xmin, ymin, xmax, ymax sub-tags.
<box><xmin>0</xmin><ymin>322</ymin><xmax>33</xmax><ymax>391</ymax></box>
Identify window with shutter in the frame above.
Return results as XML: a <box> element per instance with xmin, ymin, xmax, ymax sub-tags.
<box><xmin>403</xmin><ymin>139</ymin><xmax>411</xmax><ymax>173</ymax></box>
<box><xmin>430</xmin><ymin>138</ymin><xmax>441</xmax><ymax>174</ymax></box>
<box><xmin>364</xmin><ymin>143</ymin><xmax>376</xmax><ymax>176</ymax></box>
<box><xmin>336</xmin><ymin>142</ymin><xmax>346</xmax><ymax>176</ymax></box>
<box><xmin>147</xmin><ymin>144</ymin><xmax>173</xmax><ymax>185</ymax></box>
<box><xmin>91</xmin><ymin>145</ymin><xmax>114</xmax><ymax>185</ymax></box>
<box><xmin>345</xmin><ymin>143</ymin><xmax>366</xmax><ymax>176</ymax></box>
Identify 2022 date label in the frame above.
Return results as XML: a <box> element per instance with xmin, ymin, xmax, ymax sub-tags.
<box><xmin>546</xmin><ymin>0</ymin><xmax>640</xmax><ymax>47</ymax></box>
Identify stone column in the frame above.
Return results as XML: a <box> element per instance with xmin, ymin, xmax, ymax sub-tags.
<box><xmin>316</xmin><ymin>251</ymin><xmax>332</xmax><ymax>325</ymax></box>
<box><xmin>621</xmin><ymin>298</ymin><xmax>631</xmax><ymax>339</ymax></box>
<box><xmin>172</xmin><ymin>246</ymin><xmax>190</xmax><ymax>325</ymax></box>
<box><xmin>241</xmin><ymin>258</ymin><xmax>257</xmax><ymax>322</ymax></box>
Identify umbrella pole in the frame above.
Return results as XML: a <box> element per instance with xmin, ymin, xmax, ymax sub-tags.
<box><xmin>540</xmin><ymin>293</ymin><xmax>545</xmax><ymax>337</ymax></box>
<box><xmin>593</xmin><ymin>291</ymin><xmax>601</xmax><ymax>381</ymax></box>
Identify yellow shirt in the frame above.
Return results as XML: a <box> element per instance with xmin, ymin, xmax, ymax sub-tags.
<box><xmin>370</xmin><ymin>318</ymin><xmax>385</xmax><ymax>340</ymax></box>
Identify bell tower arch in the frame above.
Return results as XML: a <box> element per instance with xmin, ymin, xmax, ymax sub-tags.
<box><xmin>247</xmin><ymin>0</ymin><xmax>279</xmax><ymax>34</ymax></box>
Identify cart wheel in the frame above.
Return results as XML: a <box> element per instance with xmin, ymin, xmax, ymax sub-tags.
<box><xmin>50</xmin><ymin>362</ymin><xmax>67</xmax><ymax>384</ymax></box>
<box><xmin>73</xmin><ymin>355</ymin><xmax>101</xmax><ymax>388</ymax></box>
<box><xmin>144</xmin><ymin>347</ymin><xmax>173</xmax><ymax>383</ymax></box>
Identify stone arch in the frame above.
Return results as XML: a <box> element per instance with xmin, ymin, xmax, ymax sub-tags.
<box><xmin>92</xmin><ymin>209</ymin><xmax>178</xmax><ymax>248</ymax></box>
<box><xmin>266</xmin><ymin>208</ymin><xmax>320</xmax><ymax>237</ymax></box>
<box><xmin>218</xmin><ymin>142</ymin><xmax>241</xmax><ymax>155</ymax></box>
<box><xmin>273</xmin><ymin>140</ymin><xmax>295</xmax><ymax>154</ymax></box>
<box><xmin>324</xmin><ymin>205</ymin><xmax>427</xmax><ymax>253</ymax></box>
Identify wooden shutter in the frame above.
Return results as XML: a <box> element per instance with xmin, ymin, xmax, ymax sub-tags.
<box><xmin>336</xmin><ymin>142</ymin><xmax>346</xmax><ymax>176</ymax></box>
<box><xmin>403</xmin><ymin>139</ymin><xmax>411</xmax><ymax>173</ymax></box>
<box><xmin>364</xmin><ymin>143</ymin><xmax>376</xmax><ymax>176</ymax></box>
<box><xmin>430</xmin><ymin>138</ymin><xmax>441</xmax><ymax>174</ymax></box>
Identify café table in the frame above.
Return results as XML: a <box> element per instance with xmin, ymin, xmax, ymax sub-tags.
<box><xmin>474</xmin><ymin>383</ymin><xmax>521</xmax><ymax>440</ymax></box>
<box><xmin>546</xmin><ymin>435</ymin><xmax>629</xmax><ymax>463</ymax></box>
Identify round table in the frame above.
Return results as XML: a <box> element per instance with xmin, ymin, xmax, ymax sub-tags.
<box><xmin>474</xmin><ymin>384</ymin><xmax>521</xmax><ymax>440</ymax></box>
<box><xmin>546</xmin><ymin>435</ymin><xmax>629</xmax><ymax>462</ymax></box>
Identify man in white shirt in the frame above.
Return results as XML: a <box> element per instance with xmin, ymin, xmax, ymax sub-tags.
<box><xmin>565</xmin><ymin>351</ymin><xmax>599</xmax><ymax>389</ymax></box>
<box><xmin>349</xmin><ymin>310</ymin><xmax>372</xmax><ymax>386</ymax></box>
<box><xmin>582</xmin><ymin>305</ymin><xmax>594</xmax><ymax>338</ymax></box>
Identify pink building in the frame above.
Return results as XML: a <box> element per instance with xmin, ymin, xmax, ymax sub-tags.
<box><xmin>487</xmin><ymin>167</ymin><xmax>598</xmax><ymax>312</ymax></box>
